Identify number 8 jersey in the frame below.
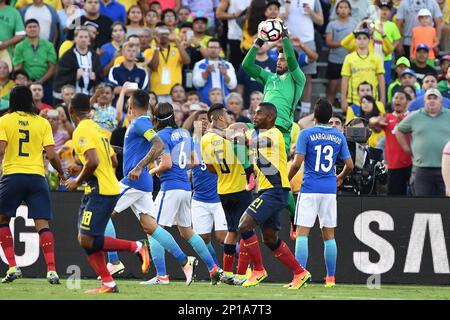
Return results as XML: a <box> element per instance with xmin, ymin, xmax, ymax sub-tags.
<box><xmin>0</xmin><ymin>112</ymin><xmax>54</xmax><ymax>177</ymax></box>
<box><xmin>158</xmin><ymin>127</ymin><xmax>193</xmax><ymax>191</ymax></box>
<box><xmin>296</xmin><ymin>125</ymin><xmax>351</xmax><ymax>194</ymax></box>
<box><xmin>201</xmin><ymin>131</ymin><xmax>247</xmax><ymax>195</ymax></box>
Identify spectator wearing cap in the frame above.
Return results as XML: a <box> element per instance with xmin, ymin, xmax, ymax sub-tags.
<box><xmin>409</xmin><ymin>73</ymin><xmax>450</xmax><ymax>111</ymax></box>
<box><xmin>396</xmin><ymin>88</ymin><xmax>450</xmax><ymax>196</ymax></box>
<box><xmin>374</xmin><ymin>0</ymin><xmax>401</xmax><ymax>87</ymax></box>
<box><xmin>20</xmin><ymin>0</ymin><xmax>61</xmax><ymax>46</ymax></box>
<box><xmin>193</xmin><ymin>38</ymin><xmax>237</xmax><ymax>105</ymax></box>
<box><xmin>13</xmin><ymin>19</ymin><xmax>57</xmax><ymax>105</ymax></box>
<box><xmin>100</xmin><ymin>0</ymin><xmax>126</xmax><ymax>24</ymax></box>
<box><xmin>68</xmin><ymin>0</ymin><xmax>113</xmax><ymax>48</ymax></box>
<box><xmin>188</xmin><ymin>12</ymin><xmax>225</xmax><ymax>61</ymax></box>
<box><xmin>396</xmin><ymin>0</ymin><xmax>442</xmax><ymax>59</ymax></box>
<box><xmin>387</xmin><ymin>57</ymin><xmax>420</xmax><ymax>104</ymax></box>
<box><xmin>438</xmin><ymin>55</ymin><xmax>450</xmax><ymax>82</ymax></box>
<box><xmin>0</xmin><ymin>0</ymin><xmax>25</xmax><ymax>67</ymax></box>
<box><xmin>370</xmin><ymin>88</ymin><xmax>413</xmax><ymax>195</ymax></box>
<box><xmin>53</xmin><ymin>26</ymin><xmax>102</xmax><ymax>100</ymax></box>
<box><xmin>411</xmin><ymin>44</ymin><xmax>438</xmax><ymax>83</ymax></box>
<box><xmin>438</xmin><ymin>66</ymin><xmax>450</xmax><ymax>98</ymax></box>
<box><xmin>391</xmin><ymin>69</ymin><xmax>423</xmax><ymax>102</ymax></box>
<box><xmin>149</xmin><ymin>24</ymin><xmax>191</xmax><ymax>102</ymax></box>
<box><xmin>108</xmin><ymin>41</ymin><xmax>149</xmax><ymax>95</ymax></box>
<box><xmin>181</xmin><ymin>0</ymin><xmax>218</xmax><ymax>30</ymax></box>
<box><xmin>341</xmin><ymin>27</ymin><xmax>385</xmax><ymax>112</ymax></box>
<box><xmin>411</xmin><ymin>9</ymin><xmax>439</xmax><ymax>64</ymax></box>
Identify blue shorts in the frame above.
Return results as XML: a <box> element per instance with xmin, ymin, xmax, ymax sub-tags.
<box><xmin>0</xmin><ymin>174</ymin><xmax>52</xmax><ymax>220</ymax></box>
<box><xmin>78</xmin><ymin>193</ymin><xmax>118</xmax><ymax>236</ymax></box>
<box><xmin>219</xmin><ymin>190</ymin><xmax>253</xmax><ymax>232</ymax></box>
<box><xmin>245</xmin><ymin>188</ymin><xmax>289</xmax><ymax>231</ymax></box>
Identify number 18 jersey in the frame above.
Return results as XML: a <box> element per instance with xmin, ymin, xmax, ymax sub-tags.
<box><xmin>296</xmin><ymin>125</ymin><xmax>351</xmax><ymax>194</ymax></box>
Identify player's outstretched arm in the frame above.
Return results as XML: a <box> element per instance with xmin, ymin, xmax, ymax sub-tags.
<box><xmin>149</xmin><ymin>152</ymin><xmax>172</xmax><ymax>177</ymax></box>
<box><xmin>280</xmin><ymin>24</ymin><xmax>306</xmax><ymax>86</ymax></box>
<box><xmin>129</xmin><ymin>136</ymin><xmax>164</xmax><ymax>180</ymax></box>
<box><xmin>242</xmin><ymin>44</ymin><xmax>264</xmax><ymax>81</ymax></box>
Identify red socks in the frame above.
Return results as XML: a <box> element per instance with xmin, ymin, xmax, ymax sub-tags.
<box><xmin>0</xmin><ymin>225</ymin><xmax>16</xmax><ymax>268</ymax></box>
<box><xmin>236</xmin><ymin>239</ymin><xmax>251</xmax><ymax>275</ymax></box>
<box><xmin>103</xmin><ymin>236</ymin><xmax>137</xmax><ymax>253</ymax></box>
<box><xmin>274</xmin><ymin>241</ymin><xmax>305</xmax><ymax>275</ymax></box>
<box><xmin>87</xmin><ymin>251</ymin><xmax>113</xmax><ymax>283</ymax></box>
<box><xmin>39</xmin><ymin>229</ymin><xmax>56</xmax><ymax>272</ymax></box>
<box><xmin>243</xmin><ymin>234</ymin><xmax>264</xmax><ymax>271</ymax></box>
<box><xmin>223</xmin><ymin>253</ymin><xmax>235</xmax><ymax>273</ymax></box>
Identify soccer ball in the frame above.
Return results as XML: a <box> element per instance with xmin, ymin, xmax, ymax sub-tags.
<box><xmin>258</xmin><ymin>19</ymin><xmax>283</xmax><ymax>42</ymax></box>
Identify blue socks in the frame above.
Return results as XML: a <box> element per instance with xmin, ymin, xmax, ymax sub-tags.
<box><xmin>295</xmin><ymin>236</ymin><xmax>308</xmax><ymax>268</ymax></box>
<box><xmin>150</xmin><ymin>227</ymin><xmax>187</xmax><ymax>265</ymax></box>
<box><xmin>324</xmin><ymin>239</ymin><xmax>337</xmax><ymax>277</ymax></box>
<box><xmin>188</xmin><ymin>234</ymin><xmax>216</xmax><ymax>271</ymax></box>
<box><xmin>105</xmin><ymin>219</ymin><xmax>119</xmax><ymax>264</ymax></box>
<box><xmin>206</xmin><ymin>242</ymin><xmax>219</xmax><ymax>265</ymax></box>
<box><xmin>149</xmin><ymin>236</ymin><xmax>167</xmax><ymax>276</ymax></box>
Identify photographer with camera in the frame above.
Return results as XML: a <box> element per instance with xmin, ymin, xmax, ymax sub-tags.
<box><xmin>370</xmin><ymin>88</ymin><xmax>412</xmax><ymax>195</ymax></box>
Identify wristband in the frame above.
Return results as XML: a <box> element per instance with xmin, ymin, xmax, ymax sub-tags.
<box><xmin>255</xmin><ymin>38</ymin><xmax>265</xmax><ymax>48</ymax></box>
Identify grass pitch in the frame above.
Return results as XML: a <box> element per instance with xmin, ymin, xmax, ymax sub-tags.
<box><xmin>0</xmin><ymin>279</ymin><xmax>449</xmax><ymax>300</ymax></box>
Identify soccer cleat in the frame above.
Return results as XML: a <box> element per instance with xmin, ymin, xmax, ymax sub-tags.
<box><xmin>2</xmin><ymin>266</ymin><xmax>22</xmax><ymax>283</ymax></box>
<box><xmin>245</xmin><ymin>173</ymin><xmax>256</xmax><ymax>192</ymax></box>
<box><xmin>47</xmin><ymin>271</ymin><xmax>60</xmax><ymax>285</ymax></box>
<box><xmin>136</xmin><ymin>239</ymin><xmax>151</xmax><ymax>274</ymax></box>
<box><xmin>209</xmin><ymin>265</ymin><xmax>223</xmax><ymax>286</ymax></box>
<box><xmin>232</xmin><ymin>275</ymin><xmax>247</xmax><ymax>286</ymax></box>
<box><xmin>85</xmin><ymin>284</ymin><xmax>119</xmax><ymax>294</ymax></box>
<box><xmin>288</xmin><ymin>270</ymin><xmax>311</xmax><ymax>290</ymax></box>
<box><xmin>325</xmin><ymin>276</ymin><xmax>336</xmax><ymax>288</ymax></box>
<box><xmin>182</xmin><ymin>256</ymin><xmax>198</xmax><ymax>286</ymax></box>
<box><xmin>245</xmin><ymin>267</ymin><xmax>252</xmax><ymax>279</ymax></box>
<box><xmin>97</xmin><ymin>261</ymin><xmax>125</xmax><ymax>280</ymax></box>
<box><xmin>242</xmin><ymin>269</ymin><xmax>268</xmax><ymax>287</ymax></box>
<box><xmin>139</xmin><ymin>275</ymin><xmax>170</xmax><ymax>285</ymax></box>
<box><xmin>220</xmin><ymin>271</ymin><xmax>235</xmax><ymax>285</ymax></box>
<box><xmin>290</xmin><ymin>223</ymin><xmax>297</xmax><ymax>241</ymax></box>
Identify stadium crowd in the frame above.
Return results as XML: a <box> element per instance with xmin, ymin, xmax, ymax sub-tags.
<box><xmin>0</xmin><ymin>0</ymin><xmax>449</xmax><ymax>197</ymax></box>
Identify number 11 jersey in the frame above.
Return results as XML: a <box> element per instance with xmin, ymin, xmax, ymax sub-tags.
<box><xmin>201</xmin><ymin>132</ymin><xmax>247</xmax><ymax>195</ymax></box>
<box><xmin>295</xmin><ymin>125</ymin><xmax>351</xmax><ymax>194</ymax></box>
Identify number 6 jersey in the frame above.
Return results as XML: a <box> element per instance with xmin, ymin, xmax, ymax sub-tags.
<box><xmin>295</xmin><ymin>125</ymin><xmax>351</xmax><ymax>194</ymax></box>
<box><xmin>201</xmin><ymin>131</ymin><xmax>247</xmax><ymax>195</ymax></box>
<box><xmin>0</xmin><ymin>111</ymin><xmax>54</xmax><ymax>177</ymax></box>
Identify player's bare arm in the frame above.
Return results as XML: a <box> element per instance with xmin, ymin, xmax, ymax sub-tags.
<box><xmin>44</xmin><ymin>145</ymin><xmax>67</xmax><ymax>182</ymax></box>
<box><xmin>129</xmin><ymin>135</ymin><xmax>164</xmax><ymax>181</ymax></box>
<box><xmin>149</xmin><ymin>152</ymin><xmax>172</xmax><ymax>177</ymax></box>
<box><xmin>0</xmin><ymin>140</ymin><xmax>6</xmax><ymax>175</ymax></box>
<box><xmin>288</xmin><ymin>153</ymin><xmax>305</xmax><ymax>181</ymax></box>
<box><xmin>65</xmin><ymin>148</ymin><xmax>99</xmax><ymax>191</ymax></box>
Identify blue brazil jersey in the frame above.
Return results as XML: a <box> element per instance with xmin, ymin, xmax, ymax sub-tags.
<box><xmin>158</xmin><ymin>127</ymin><xmax>193</xmax><ymax>191</ymax></box>
<box><xmin>192</xmin><ymin>139</ymin><xmax>220</xmax><ymax>203</ymax></box>
<box><xmin>296</xmin><ymin>125</ymin><xmax>351</xmax><ymax>194</ymax></box>
<box><xmin>121</xmin><ymin>116</ymin><xmax>157</xmax><ymax>192</ymax></box>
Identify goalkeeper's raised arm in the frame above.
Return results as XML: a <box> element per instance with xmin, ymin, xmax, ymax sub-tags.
<box><xmin>279</xmin><ymin>21</ymin><xmax>306</xmax><ymax>87</ymax></box>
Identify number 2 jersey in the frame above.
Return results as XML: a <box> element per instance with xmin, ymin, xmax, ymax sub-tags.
<box><xmin>158</xmin><ymin>127</ymin><xmax>193</xmax><ymax>191</ymax></box>
<box><xmin>296</xmin><ymin>125</ymin><xmax>351</xmax><ymax>194</ymax></box>
<box><xmin>73</xmin><ymin>119</ymin><xmax>119</xmax><ymax>196</ymax></box>
<box><xmin>0</xmin><ymin>112</ymin><xmax>54</xmax><ymax>177</ymax></box>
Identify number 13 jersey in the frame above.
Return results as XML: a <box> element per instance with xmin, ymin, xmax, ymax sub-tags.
<box><xmin>201</xmin><ymin>131</ymin><xmax>247</xmax><ymax>195</ymax></box>
<box><xmin>0</xmin><ymin>111</ymin><xmax>54</xmax><ymax>177</ymax></box>
<box><xmin>295</xmin><ymin>125</ymin><xmax>351</xmax><ymax>194</ymax></box>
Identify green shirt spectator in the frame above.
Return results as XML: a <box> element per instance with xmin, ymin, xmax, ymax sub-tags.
<box><xmin>0</xmin><ymin>2</ymin><xmax>25</xmax><ymax>64</ymax></box>
<box><xmin>12</xmin><ymin>18</ymin><xmax>56</xmax><ymax>83</ymax></box>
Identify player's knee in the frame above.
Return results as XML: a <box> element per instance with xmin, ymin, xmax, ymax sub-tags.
<box><xmin>215</xmin><ymin>233</ymin><xmax>225</xmax><ymax>244</ymax></box>
<box><xmin>78</xmin><ymin>234</ymin><xmax>92</xmax><ymax>249</ymax></box>
<box><xmin>200</xmin><ymin>234</ymin><xmax>211</xmax><ymax>244</ymax></box>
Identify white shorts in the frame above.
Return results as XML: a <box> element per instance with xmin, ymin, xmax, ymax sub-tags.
<box><xmin>152</xmin><ymin>190</ymin><xmax>192</xmax><ymax>227</ymax></box>
<box><xmin>294</xmin><ymin>193</ymin><xmax>337</xmax><ymax>228</ymax></box>
<box><xmin>114</xmin><ymin>182</ymin><xmax>154</xmax><ymax>220</ymax></box>
<box><xmin>191</xmin><ymin>199</ymin><xmax>228</xmax><ymax>235</ymax></box>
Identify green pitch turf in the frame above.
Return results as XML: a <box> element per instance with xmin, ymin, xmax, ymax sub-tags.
<box><xmin>0</xmin><ymin>279</ymin><xmax>449</xmax><ymax>300</ymax></box>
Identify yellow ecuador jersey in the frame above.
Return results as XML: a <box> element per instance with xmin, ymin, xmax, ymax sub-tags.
<box><xmin>249</xmin><ymin>127</ymin><xmax>290</xmax><ymax>191</ymax></box>
<box><xmin>73</xmin><ymin>119</ymin><xmax>119</xmax><ymax>196</ymax></box>
<box><xmin>341</xmin><ymin>51</ymin><xmax>385</xmax><ymax>104</ymax></box>
<box><xmin>0</xmin><ymin>112</ymin><xmax>54</xmax><ymax>176</ymax></box>
<box><xmin>150</xmin><ymin>45</ymin><xmax>183</xmax><ymax>95</ymax></box>
<box><xmin>201</xmin><ymin>131</ymin><xmax>247</xmax><ymax>195</ymax></box>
